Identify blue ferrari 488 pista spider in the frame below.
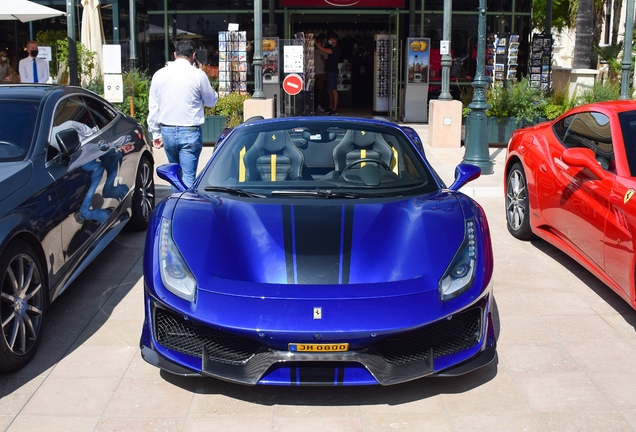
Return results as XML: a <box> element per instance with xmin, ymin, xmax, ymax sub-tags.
<box><xmin>141</xmin><ymin>117</ymin><xmax>496</xmax><ymax>386</ymax></box>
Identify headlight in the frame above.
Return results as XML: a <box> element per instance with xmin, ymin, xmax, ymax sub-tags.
<box><xmin>439</xmin><ymin>219</ymin><xmax>477</xmax><ymax>301</ymax></box>
<box><xmin>159</xmin><ymin>217</ymin><xmax>197</xmax><ymax>301</ymax></box>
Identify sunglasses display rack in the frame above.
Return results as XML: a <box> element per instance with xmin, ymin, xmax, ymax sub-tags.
<box><xmin>218</xmin><ymin>30</ymin><xmax>248</xmax><ymax>97</ymax></box>
<box><xmin>373</xmin><ymin>34</ymin><xmax>397</xmax><ymax>113</ymax></box>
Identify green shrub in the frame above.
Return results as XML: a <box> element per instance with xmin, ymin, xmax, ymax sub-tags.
<box><xmin>486</xmin><ymin>83</ymin><xmax>509</xmax><ymax>117</ymax></box>
<box><xmin>578</xmin><ymin>81</ymin><xmax>621</xmax><ymax>104</ymax></box>
<box><xmin>205</xmin><ymin>93</ymin><xmax>251</xmax><ymax>128</ymax></box>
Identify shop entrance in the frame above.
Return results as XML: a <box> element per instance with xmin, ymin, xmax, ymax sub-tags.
<box><xmin>288</xmin><ymin>10</ymin><xmax>401</xmax><ymax>119</ymax></box>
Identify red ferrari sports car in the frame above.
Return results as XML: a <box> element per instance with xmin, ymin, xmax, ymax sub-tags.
<box><xmin>505</xmin><ymin>100</ymin><xmax>636</xmax><ymax>309</ymax></box>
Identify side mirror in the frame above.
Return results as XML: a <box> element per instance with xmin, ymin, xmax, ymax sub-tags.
<box><xmin>562</xmin><ymin>147</ymin><xmax>607</xmax><ymax>180</ymax></box>
<box><xmin>157</xmin><ymin>163</ymin><xmax>188</xmax><ymax>192</ymax></box>
<box><xmin>449</xmin><ymin>163</ymin><xmax>481</xmax><ymax>191</ymax></box>
<box><xmin>55</xmin><ymin>129</ymin><xmax>81</xmax><ymax>157</ymax></box>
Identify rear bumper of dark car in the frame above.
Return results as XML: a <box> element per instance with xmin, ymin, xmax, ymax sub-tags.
<box><xmin>140</xmin><ymin>294</ymin><xmax>497</xmax><ymax>386</ymax></box>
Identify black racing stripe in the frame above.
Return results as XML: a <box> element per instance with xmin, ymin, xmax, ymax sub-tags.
<box><xmin>337</xmin><ymin>366</ymin><xmax>345</xmax><ymax>386</ymax></box>
<box><xmin>282</xmin><ymin>205</ymin><xmax>295</xmax><ymax>284</ymax></box>
<box><xmin>341</xmin><ymin>205</ymin><xmax>354</xmax><ymax>285</ymax></box>
<box><xmin>297</xmin><ymin>363</ymin><xmax>338</xmax><ymax>385</ymax></box>
<box><xmin>294</xmin><ymin>205</ymin><xmax>342</xmax><ymax>284</ymax></box>
<box><xmin>290</xmin><ymin>365</ymin><xmax>298</xmax><ymax>386</ymax></box>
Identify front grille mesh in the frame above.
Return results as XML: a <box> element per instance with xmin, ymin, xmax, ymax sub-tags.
<box><xmin>372</xmin><ymin>307</ymin><xmax>482</xmax><ymax>365</ymax></box>
<box><xmin>154</xmin><ymin>307</ymin><xmax>264</xmax><ymax>365</ymax></box>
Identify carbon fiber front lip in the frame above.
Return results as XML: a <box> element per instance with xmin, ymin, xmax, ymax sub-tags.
<box><xmin>200</xmin><ymin>346</ymin><xmax>435</xmax><ymax>386</ymax></box>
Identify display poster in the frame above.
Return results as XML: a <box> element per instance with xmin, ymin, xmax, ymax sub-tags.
<box><xmin>102</xmin><ymin>45</ymin><xmax>122</xmax><ymax>74</ymax></box>
<box><xmin>406</xmin><ymin>38</ymin><xmax>430</xmax><ymax>84</ymax></box>
<box><xmin>283</xmin><ymin>45</ymin><xmax>304</xmax><ymax>73</ymax></box>
<box><xmin>262</xmin><ymin>37</ymin><xmax>279</xmax><ymax>84</ymax></box>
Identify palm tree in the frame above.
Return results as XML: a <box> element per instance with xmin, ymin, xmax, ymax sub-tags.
<box><xmin>573</xmin><ymin>0</ymin><xmax>595</xmax><ymax>68</ymax></box>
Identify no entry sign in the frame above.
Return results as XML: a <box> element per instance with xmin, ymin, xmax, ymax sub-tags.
<box><xmin>283</xmin><ymin>73</ymin><xmax>303</xmax><ymax>95</ymax></box>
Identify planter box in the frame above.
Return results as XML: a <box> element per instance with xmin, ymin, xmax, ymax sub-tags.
<box><xmin>486</xmin><ymin>116</ymin><xmax>524</xmax><ymax>145</ymax></box>
<box><xmin>201</xmin><ymin>115</ymin><xmax>227</xmax><ymax>144</ymax></box>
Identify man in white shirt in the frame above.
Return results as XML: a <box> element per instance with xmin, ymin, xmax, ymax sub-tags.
<box><xmin>19</xmin><ymin>41</ymin><xmax>49</xmax><ymax>84</ymax></box>
<box><xmin>147</xmin><ymin>39</ymin><xmax>218</xmax><ymax>189</ymax></box>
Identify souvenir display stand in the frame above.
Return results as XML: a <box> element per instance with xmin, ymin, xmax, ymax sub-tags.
<box><xmin>530</xmin><ymin>34</ymin><xmax>553</xmax><ymax>91</ymax></box>
<box><xmin>373</xmin><ymin>34</ymin><xmax>397</xmax><ymax>114</ymax></box>
<box><xmin>486</xmin><ymin>33</ymin><xmax>519</xmax><ymax>84</ymax></box>
<box><xmin>279</xmin><ymin>34</ymin><xmax>314</xmax><ymax>117</ymax></box>
<box><xmin>218</xmin><ymin>30</ymin><xmax>248</xmax><ymax>97</ymax></box>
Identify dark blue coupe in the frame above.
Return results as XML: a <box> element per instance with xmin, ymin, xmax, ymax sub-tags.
<box><xmin>0</xmin><ymin>85</ymin><xmax>155</xmax><ymax>372</ymax></box>
<box><xmin>141</xmin><ymin>117</ymin><xmax>495</xmax><ymax>386</ymax></box>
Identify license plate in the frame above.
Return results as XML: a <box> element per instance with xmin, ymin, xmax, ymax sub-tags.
<box><xmin>289</xmin><ymin>343</ymin><xmax>349</xmax><ymax>352</ymax></box>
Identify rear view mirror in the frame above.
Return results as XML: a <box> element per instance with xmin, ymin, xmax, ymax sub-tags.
<box><xmin>55</xmin><ymin>129</ymin><xmax>81</xmax><ymax>157</ymax></box>
<box><xmin>157</xmin><ymin>163</ymin><xmax>188</xmax><ymax>192</ymax></box>
<box><xmin>449</xmin><ymin>163</ymin><xmax>481</xmax><ymax>191</ymax></box>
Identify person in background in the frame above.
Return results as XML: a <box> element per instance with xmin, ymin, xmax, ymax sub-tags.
<box><xmin>314</xmin><ymin>34</ymin><xmax>328</xmax><ymax>113</ymax></box>
<box><xmin>19</xmin><ymin>41</ymin><xmax>49</xmax><ymax>83</ymax></box>
<box><xmin>314</xmin><ymin>33</ymin><xmax>341</xmax><ymax>115</ymax></box>
<box><xmin>147</xmin><ymin>39</ymin><xmax>218</xmax><ymax>189</ymax></box>
<box><xmin>0</xmin><ymin>51</ymin><xmax>12</xmax><ymax>81</ymax></box>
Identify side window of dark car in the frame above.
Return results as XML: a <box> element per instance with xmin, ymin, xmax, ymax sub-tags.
<box><xmin>83</xmin><ymin>96</ymin><xmax>117</xmax><ymax>129</ymax></box>
<box><xmin>48</xmin><ymin>97</ymin><xmax>98</xmax><ymax>161</ymax></box>
<box><xmin>563</xmin><ymin>112</ymin><xmax>615</xmax><ymax>172</ymax></box>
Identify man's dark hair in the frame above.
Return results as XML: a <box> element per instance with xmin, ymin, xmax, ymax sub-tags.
<box><xmin>328</xmin><ymin>33</ymin><xmax>339</xmax><ymax>41</ymax></box>
<box><xmin>175</xmin><ymin>40</ymin><xmax>197</xmax><ymax>58</ymax></box>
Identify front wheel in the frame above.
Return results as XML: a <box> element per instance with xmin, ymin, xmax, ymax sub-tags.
<box><xmin>127</xmin><ymin>155</ymin><xmax>155</xmax><ymax>231</ymax></box>
<box><xmin>0</xmin><ymin>240</ymin><xmax>46</xmax><ymax>372</ymax></box>
<box><xmin>506</xmin><ymin>162</ymin><xmax>534</xmax><ymax>239</ymax></box>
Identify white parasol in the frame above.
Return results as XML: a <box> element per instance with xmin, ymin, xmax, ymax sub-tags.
<box><xmin>0</xmin><ymin>0</ymin><xmax>66</xmax><ymax>22</ymax></box>
<box><xmin>80</xmin><ymin>0</ymin><xmax>104</xmax><ymax>79</ymax></box>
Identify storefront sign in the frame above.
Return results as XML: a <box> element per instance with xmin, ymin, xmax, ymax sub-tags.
<box><xmin>279</xmin><ymin>0</ymin><xmax>404</xmax><ymax>7</ymax></box>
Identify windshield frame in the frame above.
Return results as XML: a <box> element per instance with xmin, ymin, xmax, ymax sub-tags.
<box><xmin>197</xmin><ymin>119</ymin><xmax>440</xmax><ymax>198</ymax></box>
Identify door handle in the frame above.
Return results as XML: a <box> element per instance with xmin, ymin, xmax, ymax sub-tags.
<box><xmin>540</xmin><ymin>163</ymin><xmax>548</xmax><ymax>173</ymax></box>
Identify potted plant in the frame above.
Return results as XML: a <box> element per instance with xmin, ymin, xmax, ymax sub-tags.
<box><xmin>476</xmin><ymin>78</ymin><xmax>546</xmax><ymax>145</ymax></box>
<box><xmin>203</xmin><ymin>92</ymin><xmax>251</xmax><ymax>144</ymax></box>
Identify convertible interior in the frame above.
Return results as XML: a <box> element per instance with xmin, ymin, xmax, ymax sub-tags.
<box><xmin>202</xmin><ymin>122</ymin><xmax>435</xmax><ymax>194</ymax></box>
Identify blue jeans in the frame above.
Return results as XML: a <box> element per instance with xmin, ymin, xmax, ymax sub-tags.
<box><xmin>160</xmin><ymin>126</ymin><xmax>203</xmax><ymax>189</ymax></box>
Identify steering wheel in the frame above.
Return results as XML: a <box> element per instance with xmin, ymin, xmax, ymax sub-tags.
<box><xmin>0</xmin><ymin>141</ymin><xmax>25</xmax><ymax>157</ymax></box>
<box><xmin>342</xmin><ymin>157</ymin><xmax>390</xmax><ymax>172</ymax></box>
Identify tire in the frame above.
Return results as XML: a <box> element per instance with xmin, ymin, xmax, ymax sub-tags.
<box><xmin>506</xmin><ymin>162</ymin><xmax>534</xmax><ymax>239</ymax></box>
<box><xmin>0</xmin><ymin>240</ymin><xmax>46</xmax><ymax>372</ymax></box>
<box><xmin>127</xmin><ymin>155</ymin><xmax>155</xmax><ymax>231</ymax></box>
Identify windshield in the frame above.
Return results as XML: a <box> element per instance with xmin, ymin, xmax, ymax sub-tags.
<box><xmin>0</xmin><ymin>100</ymin><xmax>39</xmax><ymax>162</ymax></box>
<box><xmin>199</xmin><ymin>120</ymin><xmax>439</xmax><ymax>197</ymax></box>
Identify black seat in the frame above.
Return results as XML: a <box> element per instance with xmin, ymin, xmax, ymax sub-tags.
<box><xmin>244</xmin><ymin>131</ymin><xmax>304</xmax><ymax>181</ymax></box>
<box><xmin>332</xmin><ymin>130</ymin><xmax>393</xmax><ymax>172</ymax></box>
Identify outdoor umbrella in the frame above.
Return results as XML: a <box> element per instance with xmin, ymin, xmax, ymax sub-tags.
<box><xmin>138</xmin><ymin>23</ymin><xmax>202</xmax><ymax>42</ymax></box>
<box><xmin>81</xmin><ymin>0</ymin><xmax>104</xmax><ymax>79</ymax></box>
<box><xmin>0</xmin><ymin>0</ymin><xmax>66</xmax><ymax>22</ymax></box>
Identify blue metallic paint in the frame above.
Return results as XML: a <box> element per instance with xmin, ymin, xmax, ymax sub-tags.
<box><xmin>141</xmin><ymin>117</ymin><xmax>495</xmax><ymax>385</ymax></box>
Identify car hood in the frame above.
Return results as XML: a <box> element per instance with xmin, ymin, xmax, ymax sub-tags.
<box><xmin>169</xmin><ymin>191</ymin><xmax>468</xmax><ymax>296</ymax></box>
<box><xmin>0</xmin><ymin>161</ymin><xmax>33</xmax><ymax>204</ymax></box>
